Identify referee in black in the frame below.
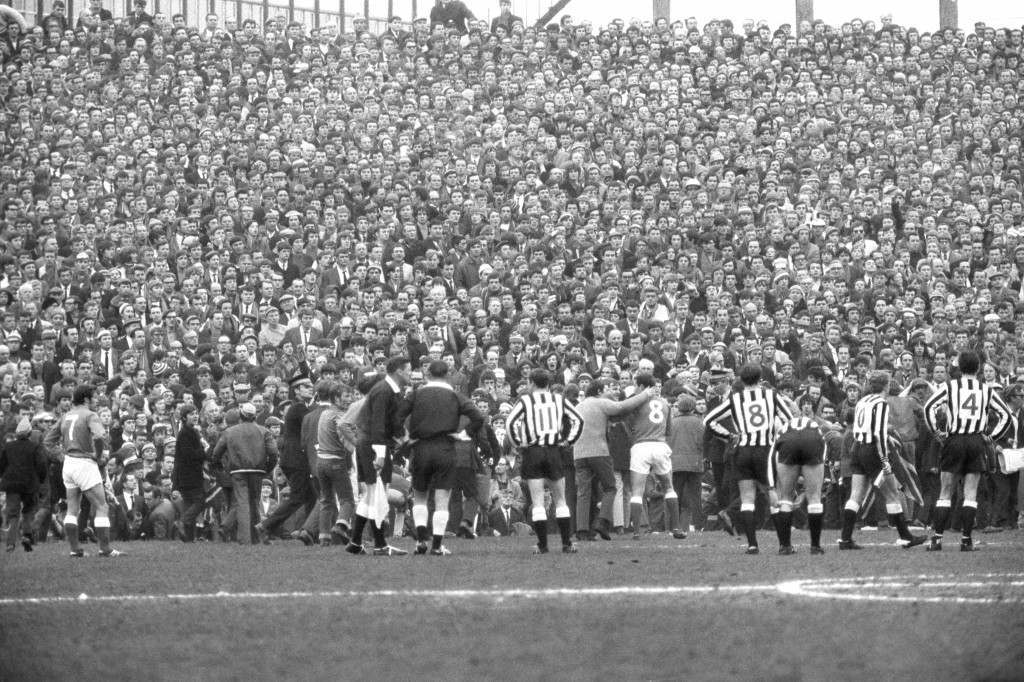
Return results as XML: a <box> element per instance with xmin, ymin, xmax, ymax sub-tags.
<box><xmin>506</xmin><ymin>368</ymin><xmax>584</xmax><ymax>554</ymax></box>
<box><xmin>406</xmin><ymin>360</ymin><xmax>486</xmax><ymax>556</ymax></box>
<box><xmin>924</xmin><ymin>351</ymin><xmax>1014</xmax><ymax>551</ymax></box>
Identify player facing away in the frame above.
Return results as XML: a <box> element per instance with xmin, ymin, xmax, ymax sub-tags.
<box><xmin>506</xmin><ymin>368</ymin><xmax>584</xmax><ymax>554</ymax></box>
<box><xmin>842</xmin><ymin>371</ymin><xmax>926</xmax><ymax>550</ymax></box>
<box><xmin>771</xmin><ymin>410</ymin><xmax>831</xmax><ymax>555</ymax></box>
<box><xmin>625</xmin><ymin>373</ymin><xmax>683</xmax><ymax>540</ymax></box>
<box><xmin>923</xmin><ymin>351</ymin><xmax>1015</xmax><ymax>551</ymax></box>
<box><xmin>42</xmin><ymin>384</ymin><xmax>122</xmax><ymax>557</ymax></box>
<box><xmin>703</xmin><ymin>364</ymin><xmax>792</xmax><ymax>555</ymax></box>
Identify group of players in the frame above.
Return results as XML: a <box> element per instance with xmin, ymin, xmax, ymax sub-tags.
<box><xmin>39</xmin><ymin>348</ymin><xmax>1013</xmax><ymax>558</ymax></box>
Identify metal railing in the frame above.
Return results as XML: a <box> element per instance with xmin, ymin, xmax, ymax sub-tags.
<box><xmin>9</xmin><ymin>0</ymin><xmax>549</xmax><ymax>35</ymax></box>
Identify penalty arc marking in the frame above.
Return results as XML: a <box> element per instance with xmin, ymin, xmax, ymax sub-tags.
<box><xmin>1</xmin><ymin>573</ymin><xmax>1024</xmax><ymax>607</ymax></box>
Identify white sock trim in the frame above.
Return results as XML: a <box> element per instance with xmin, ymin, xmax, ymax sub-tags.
<box><xmin>555</xmin><ymin>505</ymin><xmax>571</xmax><ymax>519</ymax></box>
<box><xmin>778</xmin><ymin>501</ymin><xmax>793</xmax><ymax>513</ymax></box>
<box><xmin>412</xmin><ymin>504</ymin><xmax>428</xmax><ymax>528</ymax></box>
<box><xmin>740</xmin><ymin>503</ymin><xmax>755</xmax><ymax>512</ymax></box>
<box><xmin>962</xmin><ymin>499</ymin><xmax>978</xmax><ymax>509</ymax></box>
<box><xmin>936</xmin><ymin>499</ymin><xmax>952</xmax><ymax>508</ymax></box>
<box><xmin>844</xmin><ymin>501</ymin><xmax>860</xmax><ymax>513</ymax></box>
<box><xmin>629</xmin><ymin>496</ymin><xmax>643</xmax><ymax>505</ymax></box>
<box><xmin>531</xmin><ymin>506</ymin><xmax>547</xmax><ymax>522</ymax></box>
<box><xmin>431</xmin><ymin>510</ymin><xmax>449</xmax><ymax>537</ymax></box>
<box><xmin>664</xmin><ymin>491</ymin><xmax>678</xmax><ymax>500</ymax></box>
<box><xmin>93</xmin><ymin>516</ymin><xmax>110</xmax><ymax>528</ymax></box>
<box><xmin>807</xmin><ymin>503</ymin><xmax>824</xmax><ymax>514</ymax></box>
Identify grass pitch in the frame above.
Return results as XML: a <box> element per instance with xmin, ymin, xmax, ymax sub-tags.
<box><xmin>2</xmin><ymin>528</ymin><xmax>1024</xmax><ymax>681</ymax></box>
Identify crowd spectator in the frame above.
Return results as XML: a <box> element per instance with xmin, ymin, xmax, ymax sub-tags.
<box><xmin>2</xmin><ymin>4</ymin><xmax>1024</xmax><ymax>547</ymax></box>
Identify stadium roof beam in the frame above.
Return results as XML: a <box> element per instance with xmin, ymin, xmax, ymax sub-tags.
<box><xmin>939</xmin><ymin>0</ymin><xmax>958</xmax><ymax>29</ymax></box>
<box><xmin>534</xmin><ymin>0</ymin><xmax>573</xmax><ymax>28</ymax></box>
<box><xmin>653</xmin><ymin>0</ymin><xmax>670</xmax><ymax>22</ymax></box>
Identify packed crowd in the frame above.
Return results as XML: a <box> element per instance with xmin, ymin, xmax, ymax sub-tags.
<box><xmin>2</xmin><ymin>0</ymin><xmax>1024</xmax><ymax>551</ymax></box>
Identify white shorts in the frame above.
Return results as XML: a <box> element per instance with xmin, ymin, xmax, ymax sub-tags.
<box><xmin>629</xmin><ymin>442</ymin><xmax>672</xmax><ymax>476</ymax></box>
<box><xmin>62</xmin><ymin>456</ymin><xmax>103</xmax><ymax>491</ymax></box>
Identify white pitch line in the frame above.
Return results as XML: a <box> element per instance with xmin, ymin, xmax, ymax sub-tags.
<box><xmin>0</xmin><ymin>584</ymin><xmax>779</xmax><ymax>607</ymax></box>
<box><xmin>3</xmin><ymin>574</ymin><xmax>1023</xmax><ymax>607</ymax></box>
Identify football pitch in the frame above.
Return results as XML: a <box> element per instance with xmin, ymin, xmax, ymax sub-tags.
<box><xmin>3</xmin><ymin>529</ymin><xmax>1024</xmax><ymax>681</ymax></box>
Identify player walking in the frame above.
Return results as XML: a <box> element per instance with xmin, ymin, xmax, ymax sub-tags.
<box><xmin>923</xmin><ymin>351</ymin><xmax>1014</xmax><ymax>551</ymax></box>
<box><xmin>625</xmin><ymin>373</ymin><xmax>681</xmax><ymax>540</ymax></box>
<box><xmin>42</xmin><ymin>385</ymin><xmax>122</xmax><ymax>557</ymax></box>
<box><xmin>841</xmin><ymin>371</ymin><xmax>926</xmax><ymax>550</ymax></box>
<box><xmin>703</xmin><ymin>364</ymin><xmax>792</xmax><ymax>555</ymax></box>
<box><xmin>506</xmin><ymin>369</ymin><xmax>584</xmax><ymax>554</ymax></box>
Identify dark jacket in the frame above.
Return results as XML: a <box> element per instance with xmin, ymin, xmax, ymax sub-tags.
<box><xmin>173</xmin><ymin>422</ymin><xmax>206</xmax><ymax>493</ymax></box>
<box><xmin>213</xmin><ymin>421</ymin><xmax>279</xmax><ymax>475</ymax></box>
<box><xmin>280</xmin><ymin>400</ymin><xmax>311</xmax><ymax>471</ymax></box>
<box><xmin>0</xmin><ymin>435</ymin><xmax>48</xmax><ymax>494</ymax></box>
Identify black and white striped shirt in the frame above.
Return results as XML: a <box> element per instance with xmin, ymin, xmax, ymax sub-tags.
<box><xmin>924</xmin><ymin>377</ymin><xmax>1014</xmax><ymax>439</ymax></box>
<box><xmin>703</xmin><ymin>386</ymin><xmax>793</xmax><ymax>447</ymax></box>
<box><xmin>853</xmin><ymin>393</ymin><xmax>891</xmax><ymax>461</ymax></box>
<box><xmin>507</xmin><ymin>390</ymin><xmax>584</xmax><ymax>447</ymax></box>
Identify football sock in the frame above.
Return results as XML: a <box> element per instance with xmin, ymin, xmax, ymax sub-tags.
<box><xmin>629</xmin><ymin>497</ymin><xmax>643</xmax><ymax>535</ymax></box>
<box><xmin>776</xmin><ymin>502</ymin><xmax>793</xmax><ymax>547</ymax></box>
<box><xmin>933</xmin><ymin>499</ymin><xmax>951</xmax><ymax>535</ymax></box>
<box><xmin>94</xmin><ymin>515</ymin><xmax>111</xmax><ymax>552</ymax></box>
<box><xmin>64</xmin><ymin>520</ymin><xmax>80</xmax><ymax>552</ymax></box>
<box><xmin>807</xmin><ymin>503</ymin><xmax>824</xmax><ymax>548</ymax></box>
<box><xmin>665</xmin><ymin>492</ymin><xmax>680</xmax><ymax>532</ymax></box>
<box><xmin>431</xmin><ymin>510</ymin><xmax>449</xmax><ymax>550</ymax></box>
<box><xmin>370</xmin><ymin>521</ymin><xmax>386</xmax><ymax>548</ymax></box>
<box><xmin>739</xmin><ymin>503</ymin><xmax>757</xmax><ymax>547</ymax></box>
<box><xmin>350</xmin><ymin>514</ymin><xmax>367</xmax><ymax>545</ymax></box>
<box><xmin>555</xmin><ymin>505</ymin><xmax>572</xmax><ymax>546</ymax></box>
<box><xmin>532</xmin><ymin>506</ymin><xmax>548</xmax><ymax>550</ymax></box>
<box><xmin>886</xmin><ymin>503</ymin><xmax>911</xmax><ymax>541</ymax></box>
<box><xmin>961</xmin><ymin>500</ymin><xmax>977</xmax><ymax>539</ymax></box>
<box><xmin>412</xmin><ymin>504</ymin><xmax>429</xmax><ymax>542</ymax></box>
<box><xmin>841</xmin><ymin>501</ymin><xmax>860</xmax><ymax>542</ymax></box>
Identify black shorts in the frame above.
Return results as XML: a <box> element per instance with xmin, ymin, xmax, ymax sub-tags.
<box><xmin>734</xmin><ymin>445</ymin><xmax>772</xmax><ymax>486</ymax></box>
<box><xmin>521</xmin><ymin>445</ymin><xmax>565</xmax><ymax>481</ymax></box>
<box><xmin>849</xmin><ymin>442</ymin><xmax>883</xmax><ymax>478</ymax></box>
<box><xmin>775</xmin><ymin>429</ymin><xmax>825</xmax><ymax>467</ymax></box>
<box><xmin>411</xmin><ymin>438</ymin><xmax>456</xmax><ymax>491</ymax></box>
<box><xmin>941</xmin><ymin>433</ymin><xmax>988</xmax><ymax>476</ymax></box>
<box><xmin>356</xmin><ymin>440</ymin><xmax>393</xmax><ymax>485</ymax></box>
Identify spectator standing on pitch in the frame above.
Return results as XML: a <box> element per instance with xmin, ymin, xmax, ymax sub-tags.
<box><xmin>506</xmin><ymin>368</ymin><xmax>584</xmax><ymax>554</ymax></box>
<box><xmin>212</xmin><ymin>402</ymin><xmax>279</xmax><ymax>545</ymax></box>
<box><xmin>173</xmin><ymin>405</ymin><xmax>206</xmax><ymax>542</ymax></box>
<box><xmin>924</xmin><ymin>351</ymin><xmax>1015</xmax><ymax>551</ymax></box>
<box><xmin>256</xmin><ymin>374</ymin><xmax>315</xmax><ymax>543</ymax></box>
<box><xmin>1</xmin><ymin>418</ymin><xmax>47</xmax><ymax>552</ymax></box>
<box><xmin>313</xmin><ymin>381</ymin><xmax>357</xmax><ymax>548</ymax></box>
<box><xmin>406</xmin><ymin>360</ymin><xmax>487</xmax><ymax>555</ymax></box>
<box><xmin>667</xmin><ymin>395</ymin><xmax>705</xmax><ymax>537</ymax></box>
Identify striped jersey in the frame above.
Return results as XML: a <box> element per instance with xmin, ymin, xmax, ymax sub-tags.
<box><xmin>777</xmin><ymin>416</ymin><xmax>825</xmax><ymax>436</ymax></box>
<box><xmin>853</xmin><ymin>393</ymin><xmax>891</xmax><ymax>461</ymax></box>
<box><xmin>507</xmin><ymin>390</ymin><xmax>584</xmax><ymax>447</ymax></box>
<box><xmin>703</xmin><ymin>386</ymin><xmax>793</xmax><ymax>447</ymax></box>
<box><xmin>628</xmin><ymin>397</ymin><xmax>672</xmax><ymax>444</ymax></box>
<box><xmin>923</xmin><ymin>377</ymin><xmax>1014</xmax><ymax>439</ymax></box>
